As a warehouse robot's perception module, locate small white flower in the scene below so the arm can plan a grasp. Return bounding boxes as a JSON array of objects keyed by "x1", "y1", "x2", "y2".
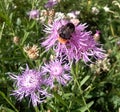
[
  {"x1": 103, "y1": 5, "x2": 110, "y2": 12},
  {"x1": 91, "y1": 7, "x2": 99, "y2": 15},
  {"x1": 67, "y1": 11, "x2": 80, "y2": 19},
  {"x1": 54, "y1": 12, "x2": 65, "y2": 21},
  {"x1": 67, "y1": 13, "x2": 76, "y2": 19}
]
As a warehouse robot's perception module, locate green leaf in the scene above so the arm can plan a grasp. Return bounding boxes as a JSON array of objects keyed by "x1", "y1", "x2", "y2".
[
  {"x1": 21, "y1": 31, "x2": 29, "y2": 45},
  {"x1": 77, "y1": 101, "x2": 94, "y2": 112},
  {"x1": 80, "y1": 76, "x2": 90, "y2": 87},
  {"x1": 0, "y1": 22, "x2": 5, "y2": 40},
  {"x1": 0, "y1": 91, "x2": 18, "y2": 112},
  {"x1": 29, "y1": 21, "x2": 36, "y2": 29},
  {"x1": 0, "y1": 106, "x2": 15, "y2": 112},
  {"x1": 16, "y1": 18, "x2": 21, "y2": 26},
  {"x1": 47, "y1": 104, "x2": 56, "y2": 112},
  {"x1": 53, "y1": 92, "x2": 68, "y2": 108}
]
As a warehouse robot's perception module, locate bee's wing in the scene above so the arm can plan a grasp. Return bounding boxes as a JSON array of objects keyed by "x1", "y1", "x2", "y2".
[{"x1": 58, "y1": 25, "x2": 65, "y2": 33}]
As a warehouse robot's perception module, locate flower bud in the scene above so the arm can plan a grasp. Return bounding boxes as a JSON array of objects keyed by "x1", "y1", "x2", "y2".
[
  {"x1": 91, "y1": 7, "x2": 99, "y2": 15},
  {"x1": 13, "y1": 36, "x2": 20, "y2": 45},
  {"x1": 93, "y1": 30, "x2": 100, "y2": 41},
  {"x1": 23, "y1": 44, "x2": 39, "y2": 60}
]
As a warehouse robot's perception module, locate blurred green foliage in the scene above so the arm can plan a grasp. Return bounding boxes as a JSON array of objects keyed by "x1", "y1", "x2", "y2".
[{"x1": 0, "y1": 0, "x2": 120, "y2": 112}]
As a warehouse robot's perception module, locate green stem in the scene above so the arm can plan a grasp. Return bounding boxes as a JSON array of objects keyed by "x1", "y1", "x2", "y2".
[
  {"x1": 0, "y1": 22, "x2": 5, "y2": 40},
  {"x1": 110, "y1": 24, "x2": 115, "y2": 37},
  {"x1": 75, "y1": 78, "x2": 91, "y2": 112},
  {"x1": 34, "y1": 106, "x2": 39, "y2": 112},
  {"x1": 72, "y1": 62, "x2": 90, "y2": 112},
  {"x1": 0, "y1": 91, "x2": 19, "y2": 112},
  {"x1": 87, "y1": 0, "x2": 92, "y2": 13}
]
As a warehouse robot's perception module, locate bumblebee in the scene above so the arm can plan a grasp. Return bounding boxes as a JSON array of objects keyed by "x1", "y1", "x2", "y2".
[{"x1": 57, "y1": 22, "x2": 75, "y2": 44}]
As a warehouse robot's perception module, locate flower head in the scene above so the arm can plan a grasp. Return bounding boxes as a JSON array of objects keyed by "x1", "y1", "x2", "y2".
[
  {"x1": 10, "y1": 65, "x2": 48, "y2": 106},
  {"x1": 42, "y1": 58, "x2": 71, "y2": 88},
  {"x1": 67, "y1": 11, "x2": 80, "y2": 19},
  {"x1": 54, "y1": 12, "x2": 65, "y2": 21},
  {"x1": 117, "y1": 40, "x2": 120, "y2": 45},
  {"x1": 28, "y1": 10, "x2": 39, "y2": 20},
  {"x1": 103, "y1": 5, "x2": 110, "y2": 12},
  {"x1": 93, "y1": 30, "x2": 101, "y2": 41},
  {"x1": 91, "y1": 7, "x2": 99, "y2": 15},
  {"x1": 90, "y1": 54, "x2": 110, "y2": 74},
  {"x1": 23, "y1": 44, "x2": 39, "y2": 60},
  {"x1": 13, "y1": 36, "x2": 20, "y2": 45},
  {"x1": 42, "y1": 19, "x2": 105, "y2": 63},
  {"x1": 45, "y1": 0, "x2": 58, "y2": 8}
]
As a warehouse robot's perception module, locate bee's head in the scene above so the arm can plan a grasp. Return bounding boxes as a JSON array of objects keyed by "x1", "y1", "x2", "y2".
[{"x1": 66, "y1": 23, "x2": 75, "y2": 32}]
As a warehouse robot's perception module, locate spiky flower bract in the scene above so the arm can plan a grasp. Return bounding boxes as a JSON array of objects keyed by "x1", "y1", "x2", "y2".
[
  {"x1": 42, "y1": 58, "x2": 71, "y2": 88},
  {"x1": 10, "y1": 65, "x2": 48, "y2": 106},
  {"x1": 42, "y1": 19, "x2": 105, "y2": 63}
]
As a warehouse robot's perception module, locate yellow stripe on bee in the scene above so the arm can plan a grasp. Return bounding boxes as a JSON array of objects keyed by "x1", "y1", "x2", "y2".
[{"x1": 57, "y1": 37, "x2": 68, "y2": 44}]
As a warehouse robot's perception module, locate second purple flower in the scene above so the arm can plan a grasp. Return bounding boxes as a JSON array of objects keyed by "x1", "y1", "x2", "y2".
[{"x1": 42, "y1": 58, "x2": 71, "y2": 88}]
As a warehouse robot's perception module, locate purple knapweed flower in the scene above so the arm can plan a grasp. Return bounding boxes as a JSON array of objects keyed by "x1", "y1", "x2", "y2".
[
  {"x1": 45, "y1": 0, "x2": 58, "y2": 8},
  {"x1": 42, "y1": 58, "x2": 71, "y2": 88},
  {"x1": 42, "y1": 19, "x2": 105, "y2": 63},
  {"x1": 28, "y1": 10, "x2": 39, "y2": 20},
  {"x1": 10, "y1": 65, "x2": 48, "y2": 106}
]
